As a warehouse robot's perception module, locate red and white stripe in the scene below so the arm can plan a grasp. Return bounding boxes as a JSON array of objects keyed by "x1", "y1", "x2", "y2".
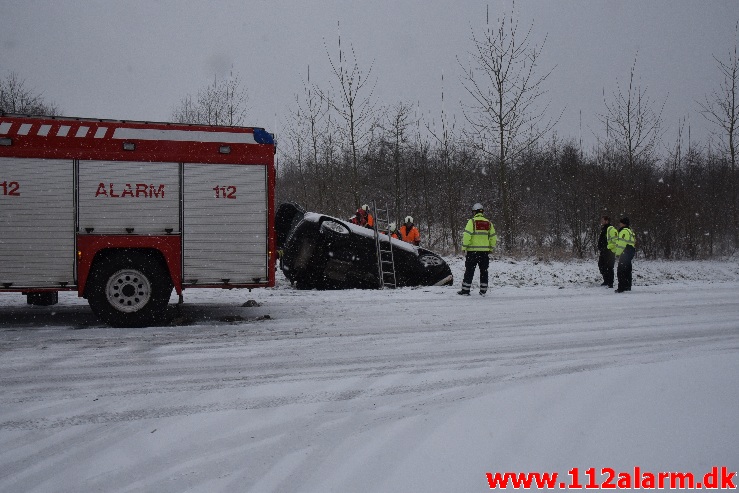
[{"x1": 0, "y1": 119, "x2": 256, "y2": 144}]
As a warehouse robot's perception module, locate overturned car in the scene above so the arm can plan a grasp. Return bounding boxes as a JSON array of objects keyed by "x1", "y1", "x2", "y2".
[{"x1": 276, "y1": 203, "x2": 453, "y2": 289}]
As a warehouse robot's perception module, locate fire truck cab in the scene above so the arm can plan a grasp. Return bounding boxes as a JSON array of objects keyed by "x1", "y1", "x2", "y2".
[{"x1": 0, "y1": 113, "x2": 276, "y2": 327}]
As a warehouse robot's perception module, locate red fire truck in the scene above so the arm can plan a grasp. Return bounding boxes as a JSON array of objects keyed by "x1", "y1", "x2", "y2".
[{"x1": 0, "y1": 113, "x2": 276, "y2": 327}]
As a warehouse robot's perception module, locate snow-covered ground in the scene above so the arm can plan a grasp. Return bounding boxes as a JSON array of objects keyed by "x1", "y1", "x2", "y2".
[{"x1": 1, "y1": 258, "x2": 738, "y2": 492}]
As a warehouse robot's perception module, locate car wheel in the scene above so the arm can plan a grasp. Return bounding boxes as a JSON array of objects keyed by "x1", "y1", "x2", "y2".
[
  {"x1": 418, "y1": 253, "x2": 453, "y2": 286},
  {"x1": 87, "y1": 251, "x2": 173, "y2": 327},
  {"x1": 419, "y1": 254, "x2": 445, "y2": 268}
]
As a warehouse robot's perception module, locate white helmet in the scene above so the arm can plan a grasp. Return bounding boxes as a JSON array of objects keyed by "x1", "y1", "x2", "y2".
[
  {"x1": 388, "y1": 222, "x2": 397, "y2": 232},
  {"x1": 404, "y1": 216, "x2": 413, "y2": 223},
  {"x1": 472, "y1": 203, "x2": 484, "y2": 212},
  {"x1": 361, "y1": 204, "x2": 369, "y2": 211}
]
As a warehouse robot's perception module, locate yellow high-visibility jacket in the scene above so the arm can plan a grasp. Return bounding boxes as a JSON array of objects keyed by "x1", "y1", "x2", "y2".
[
  {"x1": 462, "y1": 213, "x2": 497, "y2": 252},
  {"x1": 606, "y1": 225, "x2": 619, "y2": 253},
  {"x1": 614, "y1": 227, "x2": 636, "y2": 256}
]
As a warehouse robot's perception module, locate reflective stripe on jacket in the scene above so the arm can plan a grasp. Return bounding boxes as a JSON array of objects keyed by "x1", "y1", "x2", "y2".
[
  {"x1": 614, "y1": 227, "x2": 636, "y2": 256},
  {"x1": 462, "y1": 213, "x2": 497, "y2": 252}
]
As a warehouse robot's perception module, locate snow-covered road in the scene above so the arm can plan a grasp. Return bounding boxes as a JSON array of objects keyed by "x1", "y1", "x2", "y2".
[{"x1": 1, "y1": 259, "x2": 738, "y2": 492}]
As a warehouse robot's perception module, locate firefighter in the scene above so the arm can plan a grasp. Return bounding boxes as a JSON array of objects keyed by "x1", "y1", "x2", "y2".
[
  {"x1": 388, "y1": 222, "x2": 400, "y2": 239},
  {"x1": 350, "y1": 207, "x2": 368, "y2": 227},
  {"x1": 398, "y1": 216, "x2": 421, "y2": 245},
  {"x1": 361, "y1": 204, "x2": 375, "y2": 229},
  {"x1": 458, "y1": 203, "x2": 497, "y2": 296},
  {"x1": 614, "y1": 216, "x2": 636, "y2": 293},
  {"x1": 597, "y1": 215, "x2": 618, "y2": 288}
]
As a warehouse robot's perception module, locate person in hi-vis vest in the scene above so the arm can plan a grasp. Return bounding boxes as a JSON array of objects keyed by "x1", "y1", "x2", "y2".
[
  {"x1": 458, "y1": 203, "x2": 497, "y2": 296},
  {"x1": 614, "y1": 217, "x2": 636, "y2": 293}
]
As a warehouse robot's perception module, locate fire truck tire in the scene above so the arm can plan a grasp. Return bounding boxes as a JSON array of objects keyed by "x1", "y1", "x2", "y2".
[{"x1": 87, "y1": 251, "x2": 173, "y2": 328}]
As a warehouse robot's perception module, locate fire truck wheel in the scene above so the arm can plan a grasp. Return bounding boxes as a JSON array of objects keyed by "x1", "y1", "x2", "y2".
[{"x1": 87, "y1": 252, "x2": 173, "y2": 328}]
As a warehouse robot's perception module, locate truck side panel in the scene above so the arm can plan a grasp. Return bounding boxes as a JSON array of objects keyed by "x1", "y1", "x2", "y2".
[
  {"x1": 0, "y1": 157, "x2": 75, "y2": 287},
  {"x1": 183, "y1": 164, "x2": 268, "y2": 285},
  {"x1": 78, "y1": 160, "x2": 180, "y2": 235}
]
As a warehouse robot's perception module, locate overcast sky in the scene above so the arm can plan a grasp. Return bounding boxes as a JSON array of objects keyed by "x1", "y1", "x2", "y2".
[{"x1": 2, "y1": 1, "x2": 738, "y2": 150}]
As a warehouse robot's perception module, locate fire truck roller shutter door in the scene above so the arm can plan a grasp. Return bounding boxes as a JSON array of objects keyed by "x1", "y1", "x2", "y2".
[
  {"x1": 78, "y1": 160, "x2": 180, "y2": 235},
  {"x1": 183, "y1": 164, "x2": 268, "y2": 285},
  {"x1": 0, "y1": 157, "x2": 75, "y2": 287}
]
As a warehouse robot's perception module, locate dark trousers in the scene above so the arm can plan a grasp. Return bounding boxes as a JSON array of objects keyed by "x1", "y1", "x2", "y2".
[
  {"x1": 617, "y1": 247, "x2": 635, "y2": 291},
  {"x1": 461, "y1": 252, "x2": 489, "y2": 293},
  {"x1": 598, "y1": 249, "x2": 615, "y2": 286}
]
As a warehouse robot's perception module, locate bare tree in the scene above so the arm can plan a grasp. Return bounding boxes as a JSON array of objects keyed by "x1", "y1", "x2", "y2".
[
  {"x1": 283, "y1": 109, "x2": 309, "y2": 205},
  {"x1": 303, "y1": 67, "x2": 331, "y2": 209},
  {"x1": 383, "y1": 102, "x2": 415, "y2": 221},
  {"x1": 700, "y1": 23, "x2": 739, "y2": 249},
  {"x1": 284, "y1": 66, "x2": 329, "y2": 208},
  {"x1": 0, "y1": 72, "x2": 59, "y2": 115},
  {"x1": 460, "y1": 3, "x2": 558, "y2": 249},
  {"x1": 319, "y1": 24, "x2": 379, "y2": 208},
  {"x1": 599, "y1": 54, "x2": 666, "y2": 175},
  {"x1": 172, "y1": 72, "x2": 249, "y2": 126},
  {"x1": 427, "y1": 73, "x2": 465, "y2": 253}
]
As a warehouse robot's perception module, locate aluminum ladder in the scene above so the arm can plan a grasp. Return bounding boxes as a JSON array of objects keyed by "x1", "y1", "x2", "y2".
[{"x1": 371, "y1": 200, "x2": 397, "y2": 289}]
